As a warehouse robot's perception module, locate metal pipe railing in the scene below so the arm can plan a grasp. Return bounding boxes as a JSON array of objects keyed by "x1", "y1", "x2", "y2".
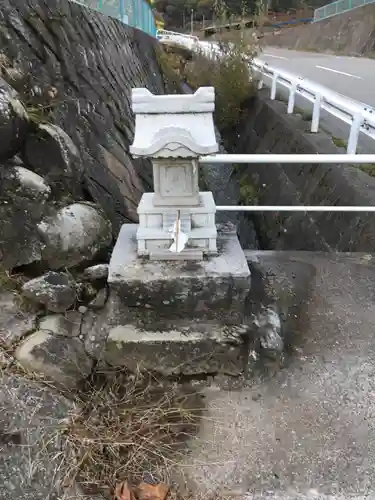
[
  {"x1": 199, "y1": 154, "x2": 375, "y2": 164},
  {"x1": 199, "y1": 153, "x2": 375, "y2": 212}
]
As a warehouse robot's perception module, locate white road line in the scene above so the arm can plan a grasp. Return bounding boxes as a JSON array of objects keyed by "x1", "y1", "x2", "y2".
[
  {"x1": 263, "y1": 53, "x2": 288, "y2": 60},
  {"x1": 316, "y1": 65, "x2": 362, "y2": 79}
]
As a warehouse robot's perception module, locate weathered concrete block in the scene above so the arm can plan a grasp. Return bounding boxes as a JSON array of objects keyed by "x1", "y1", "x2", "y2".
[
  {"x1": 108, "y1": 224, "x2": 251, "y2": 322},
  {"x1": 104, "y1": 321, "x2": 248, "y2": 376}
]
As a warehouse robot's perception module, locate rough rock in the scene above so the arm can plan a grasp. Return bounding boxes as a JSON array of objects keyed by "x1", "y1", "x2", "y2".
[
  {"x1": 104, "y1": 322, "x2": 248, "y2": 376},
  {"x1": 0, "y1": 349, "x2": 13, "y2": 367},
  {"x1": 82, "y1": 263, "x2": 109, "y2": 282},
  {"x1": 8, "y1": 155, "x2": 24, "y2": 166},
  {"x1": 0, "y1": 372, "x2": 73, "y2": 500},
  {"x1": 22, "y1": 272, "x2": 76, "y2": 312},
  {"x1": 23, "y1": 123, "x2": 84, "y2": 199},
  {"x1": 15, "y1": 330, "x2": 93, "y2": 387},
  {"x1": 0, "y1": 164, "x2": 50, "y2": 269},
  {"x1": 88, "y1": 287, "x2": 108, "y2": 309},
  {"x1": 37, "y1": 203, "x2": 112, "y2": 270},
  {"x1": 0, "y1": 77, "x2": 28, "y2": 161},
  {"x1": 13, "y1": 166, "x2": 51, "y2": 198},
  {"x1": 0, "y1": 291, "x2": 37, "y2": 346},
  {"x1": 255, "y1": 306, "x2": 284, "y2": 354},
  {"x1": 38, "y1": 311, "x2": 82, "y2": 338},
  {"x1": 76, "y1": 281, "x2": 98, "y2": 304}
]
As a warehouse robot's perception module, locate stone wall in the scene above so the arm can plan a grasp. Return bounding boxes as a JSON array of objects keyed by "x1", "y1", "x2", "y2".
[
  {"x1": 0, "y1": 0, "x2": 176, "y2": 271},
  {"x1": 230, "y1": 91, "x2": 375, "y2": 252},
  {"x1": 263, "y1": 4, "x2": 375, "y2": 56}
]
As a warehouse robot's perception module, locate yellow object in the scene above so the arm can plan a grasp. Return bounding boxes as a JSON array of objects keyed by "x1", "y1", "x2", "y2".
[{"x1": 156, "y1": 18, "x2": 165, "y2": 29}]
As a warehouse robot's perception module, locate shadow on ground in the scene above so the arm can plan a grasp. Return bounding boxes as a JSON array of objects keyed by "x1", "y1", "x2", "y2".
[{"x1": 175, "y1": 251, "x2": 374, "y2": 499}]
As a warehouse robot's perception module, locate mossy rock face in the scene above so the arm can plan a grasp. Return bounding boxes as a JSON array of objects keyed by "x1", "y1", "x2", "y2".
[
  {"x1": 22, "y1": 123, "x2": 85, "y2": 201},
  {"x1": 239, "y1": 174, "x2": 259, "y2": 205},
  {"x1": 37, "y1": 203, "x2": 112, "y2": 270},
  {"x1": 0, "y1": 77, "x2": 29, "y2": 161},
  {"x1": 0, "y1": 163, "x2": 48, "y2": 269}
]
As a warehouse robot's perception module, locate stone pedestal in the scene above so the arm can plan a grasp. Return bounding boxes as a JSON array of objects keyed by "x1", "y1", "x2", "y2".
[
  {"x1": 137, "y1": 192, "x2": 217, "y2": 259},
  {"x1": 109, "y1": 223, "x2": 250, "y2": 322},
  {"x1": 106, "y1": 223, "x2": 252, "y2": 376}
]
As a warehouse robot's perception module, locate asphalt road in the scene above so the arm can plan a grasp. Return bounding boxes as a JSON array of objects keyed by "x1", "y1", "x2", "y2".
[
  {"x1": 257, "y1": 47, "x2": 375, "y2": 152},
  {"x1": 260, "y1": 47, "x2": 375, "y2": 110},
  {"x1": 179, "y1": 251, "x2": 375, "y2": 499}
]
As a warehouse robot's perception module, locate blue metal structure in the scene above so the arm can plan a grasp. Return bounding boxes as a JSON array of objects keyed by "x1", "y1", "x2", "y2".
[
  {"x1": 313, "y1": 0, "x2": 375, "y2": 21},
  {"x1": 71, "y1": 0, "x2": 157, "y2": 36}
]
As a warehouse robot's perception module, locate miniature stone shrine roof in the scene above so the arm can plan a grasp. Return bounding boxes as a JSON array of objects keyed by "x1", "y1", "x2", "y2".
[{"x1": 130, "y1": 87, "x2": 218, "y2": 158}]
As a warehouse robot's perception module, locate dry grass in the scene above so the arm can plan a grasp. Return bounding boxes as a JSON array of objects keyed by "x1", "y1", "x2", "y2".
[
  {"x1": 0, "y1": 266, "x2": 42, "y2": 315},
  {"x1": 63, "y1": 368, "x2": 205, "y2": 498},
  {"x1": 0, "y1": 265, "x2": 21, "y2": 291}
]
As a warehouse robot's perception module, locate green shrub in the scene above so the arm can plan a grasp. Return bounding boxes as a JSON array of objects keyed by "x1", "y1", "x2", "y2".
[{"x1": 184, "y1": 31, "x2": 257, "y2": 130}]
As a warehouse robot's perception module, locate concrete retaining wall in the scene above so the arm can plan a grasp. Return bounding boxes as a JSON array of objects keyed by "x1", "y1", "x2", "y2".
[
  {"x1": 0, "y1": 0, "x2": 174, "y2": 237},
  {"x1": 263, "y1": 4, "x2": 375, "y2": 56},
  {"x1": 229, "y1": 91, "x2": 375, "y2": 252}
]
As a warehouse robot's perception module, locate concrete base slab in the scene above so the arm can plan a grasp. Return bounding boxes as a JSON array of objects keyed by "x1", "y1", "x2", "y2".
[
  {"x1": 174, "y1": 251, "x2": 375, "y2": 499},
  {"x1": 108, "y1": 223, "x2": 251, "y2": 321},
  {"x1": 104, "y1": 320, "x2": 249, "y2": 376}
]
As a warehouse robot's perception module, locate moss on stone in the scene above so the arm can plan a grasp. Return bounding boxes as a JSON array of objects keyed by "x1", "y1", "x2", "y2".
[
  {"x1": 239, "y1": 174, "x2": 259, "y2": 205},
  {"x1": 332, "y1": 136, "x2": 347, "y2": 149},
  {"x1": 0, "y1": 267, "x2": 18, "y2": 292},
  {"x1": 154, "y1": 46, "x2": 183, "y2": 94},
  {"x1": 358, "y1": 163, "x2": 375, "y2": 177}
]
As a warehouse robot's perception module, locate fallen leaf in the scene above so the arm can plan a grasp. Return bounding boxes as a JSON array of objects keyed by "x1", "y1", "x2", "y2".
[
  {"x1": 136, "y1": 482, "x2": 169, "y2": 500},
  {"x1": 115, "y1": 481, "x2": 135, "y2": 500}
]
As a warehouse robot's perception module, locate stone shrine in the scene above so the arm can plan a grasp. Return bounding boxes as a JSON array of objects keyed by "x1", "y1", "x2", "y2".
[
  {"x1": 130, "y1": 87, "x2": 218, "y2": 260},
  {"x1": 106, "y1": 86, "x2": 252, "y2": 377}
]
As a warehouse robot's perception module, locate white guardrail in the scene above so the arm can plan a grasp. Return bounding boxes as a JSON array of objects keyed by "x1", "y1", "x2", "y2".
[{"x1": 156, "y1": 30, "x2": 375, "y2": 155}]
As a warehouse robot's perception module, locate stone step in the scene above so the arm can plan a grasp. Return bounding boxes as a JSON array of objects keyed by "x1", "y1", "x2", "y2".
[{"x1": 103, "y1": 320, "x2": 250, "y2": 376}]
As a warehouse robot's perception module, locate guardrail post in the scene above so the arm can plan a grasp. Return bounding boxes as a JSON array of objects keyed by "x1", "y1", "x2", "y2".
[
  {"x1": 119, "y1": 0, "x2": 125, "y2": 22},
  {"x1": 270, "y1": 73, "x2": 279, "y2": 100},
  {"x1": 347, "y1": 113, "x2": 363, "y2": 154},
  {"x1": 311, "y1": 93, "x2": 322, "y2": 133},
  {"x1": 287, "y1": 82, "x2": 297, "y2": 114}
]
